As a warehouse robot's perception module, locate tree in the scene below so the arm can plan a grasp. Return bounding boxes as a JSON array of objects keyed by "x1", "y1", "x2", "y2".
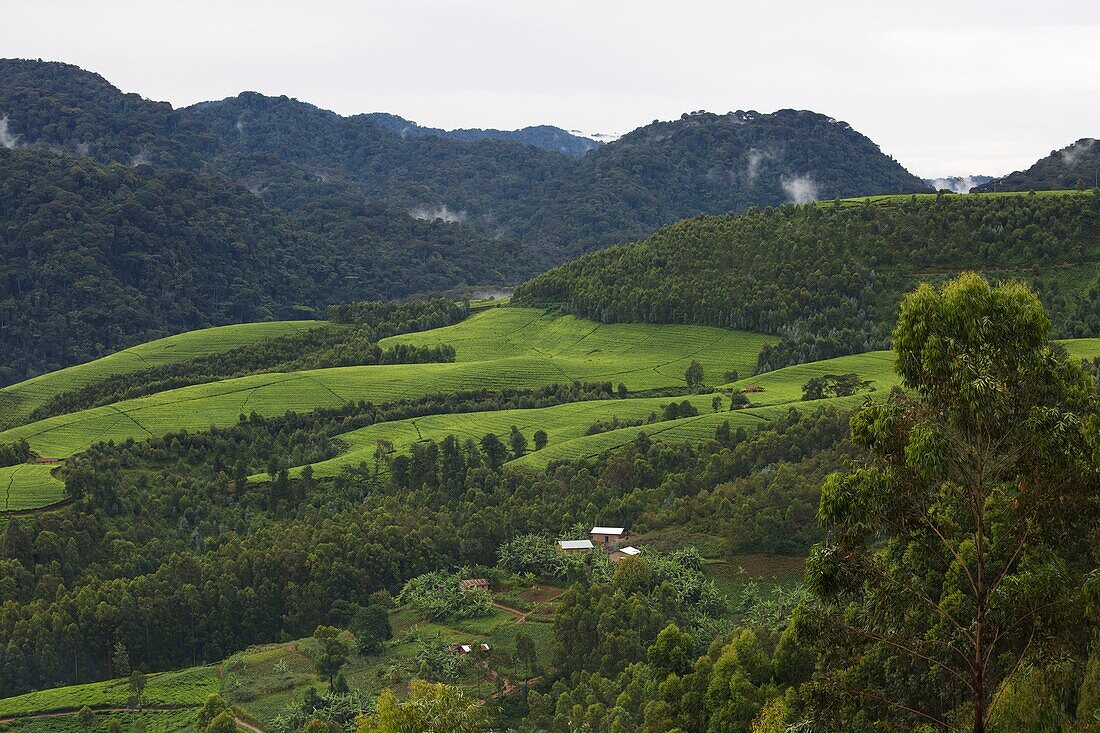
[
  {"x1": 729, "y1": 389, "x2": 750, "y2": 409},
  {"x1": 111, "y1": 641, "x2": 130, "y2": 678},
  {"x1": 533, "y1": 429, "x2": 548, "y2": 451},
  {"x1": 356, "y1": 680, "x2": 490, "y2": 733},
  {"x1": 302, "y1": 719, "x2": 331, "y2": 733},
  {"x1": 78, "y1": 707, "x2": 95, "y2": 733},
  {"x1": 724, "y1": 369, "x2": 741, "y2": 383},
  {"x1": 480, "y1": 433, "x2": 508, "y2": 470},
  {"x1": 515, "y1": 631, "x2": 537, "y2": 694},
  {"x1": 807, "y1": 274, "x2": 1100, "y2": 733},
  {"x1": 129, "y1": 669, "x2": 147, "y2": 708},
  {"x1": 508, "y1": 426, "x2": 528, "y2": 458},
  {"x1": 313, "y1": 626, "x2": 351, "y2": 691},
  {"x1": 712, "y1": 395, "x2": 724, "y2": 413},
  {"x1": 197, "y1": 695, "x2": 231, "y2": 730},
  {"x1": 685, "y1": 360, "x2": 704, "y2": 387},
  {"x1": 350, "y1": 603, "x2": 392, "y2": 655},
  {"x1": 107, "y1": 720, "x2": 123, "y2": 733},
  {"x1": 204, "y1": 710, "x2": 239, "y2": 733},
  {"x1": 617, "y1": 383, "x2": 628, "y2": 398}
]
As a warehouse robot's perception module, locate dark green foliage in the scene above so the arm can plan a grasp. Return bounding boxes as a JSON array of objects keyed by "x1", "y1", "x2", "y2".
[
  {"x1": 533, "y1": 430, "x2": 548, "y2": 451},
  {"x1": 508, "y1": 426, "x2": 528, "y2": 458},
  {"x1": 0, "y1": 148, "x2": 517, "y2": 385},
  {"x1": 516, "y1": 193, "x2": 1100, "y2": 370},
  {"x1": 0, "y1": 438, "x2": 31, "y2": 467},
  {"x1": 800, "y1": 372, "x2": 871, "y2": 401},
  {"x1": 974, "y1": 138, "x2": 1100, "y2": 192},
  {"x1": 685, "y1": 360, "x2": 705, "y2": 387},
  {"x1": 349, "y1": 603, "x2": 392, "y2": 655},
  {"x1": 312, "y1": 626, "x2": 350, "y2": 690},
  {"x1": 0, "y1": 403, "x2": 846, "y2": 697}
]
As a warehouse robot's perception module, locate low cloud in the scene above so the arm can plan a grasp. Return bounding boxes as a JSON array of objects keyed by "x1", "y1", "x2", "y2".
[
  {"x1": 129, "y1": 148, "x2": 151, "y2": 167},
  {"x1": 781, "y1": 175, "x2": 819, "y2": 204},
  {"x1": 0, "y1": 116, "x2": 21, "y2": 149},
  {"x1": 1061, "y1": 138, "x2": 1095, "y2": 165},
  {"x1": 744, "y1": 147, "x2": 776, "y2": 187},
  {"x1": 408, "y1": 204, "x2": 467, "y2": 224}
]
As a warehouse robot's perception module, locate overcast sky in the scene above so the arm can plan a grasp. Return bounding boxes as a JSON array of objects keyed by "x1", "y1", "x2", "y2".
[{"x1": 3, "y1": 1, "x2": 1097, "y2": 178}]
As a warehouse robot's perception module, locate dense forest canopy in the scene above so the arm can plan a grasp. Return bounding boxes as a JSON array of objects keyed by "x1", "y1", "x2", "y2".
[
  {"x1": 0, "y1": 61, "x2": 930, "y2": 261},
  {"x1": 515, "y1": 192, "x2": 1100, "y2": 370},
  {"x1": 0, "y1": 148, "x2": 525, "y2": 384},
  {"x1": 974, "y1": 137, "x2": 1100, "y2": 192}
]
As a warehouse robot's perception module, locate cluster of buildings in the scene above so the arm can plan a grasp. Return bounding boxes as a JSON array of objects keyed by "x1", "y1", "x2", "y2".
[{"x1": 557, "y1": 526, "x2": 640, "y2": 562}]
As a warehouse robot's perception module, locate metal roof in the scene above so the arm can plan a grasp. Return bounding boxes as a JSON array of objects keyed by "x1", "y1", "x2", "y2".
[
  {"x1": 620, "y1": 546, "x2": 641, "y2": 555},
  {"x1": 590, "y1": 526, "x2": 626, "y2": 535},
  {"x1": 558, "y1": 539, "x2": 595, "y2": 550}
]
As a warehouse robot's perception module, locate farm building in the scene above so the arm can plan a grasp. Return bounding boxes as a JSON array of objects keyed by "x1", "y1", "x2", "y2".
[
  {"x1": 459, "y1": 578, "x2": 490, "y2": 592},
  {"x1": 609, "y1": 546, "x2": 641, "y2": 562},
  {"x1": 590, "y1": 526, "x2": 627, "y2": 546},
  {"x1": 558, "y1": 539, "x2": 594, "y2": 553},
  {"x1": 452, "y1": 643, "x2": 491, "y2": 655}
]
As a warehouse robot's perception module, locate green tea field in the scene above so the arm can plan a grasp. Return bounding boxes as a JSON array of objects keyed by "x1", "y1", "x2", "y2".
[
  {"x1": 0, "y1": 320, "x2": 321, "y2": 431},
  {"x1": 0, "y1": 308, "x2": 773, "y2": 507}
]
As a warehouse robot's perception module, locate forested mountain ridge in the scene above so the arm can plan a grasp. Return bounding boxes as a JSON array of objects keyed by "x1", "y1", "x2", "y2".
[
  {"x1": 364, "y1": 112, "x2": 603, "y2": 156},
  {"x1": 973, "y1": 137, "x2": 1100, "y2": 192},
  {"x1": 1, "y1": 58, "x2": 931, "y2": 260},
  {"x1": 0, "y1": 147, "x2": 527, "y2": 384},
  {"x1": 186, "y1": 100, "x2": 932, "y2": 256},
  {"x1": 515, "y1": 191, "x2": 1100, "y2": 369}
]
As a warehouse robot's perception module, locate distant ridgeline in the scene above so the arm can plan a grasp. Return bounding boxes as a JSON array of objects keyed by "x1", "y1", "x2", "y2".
[
  {"x1": 515, "y1": 192, "x2": 1100, "y2": 370},
  {"x1": 974, "y1": 137, "x2": 1099, "y2": 192},
  {"x1": 0, "y1": 59, "x2": 936, "y2": 381}
]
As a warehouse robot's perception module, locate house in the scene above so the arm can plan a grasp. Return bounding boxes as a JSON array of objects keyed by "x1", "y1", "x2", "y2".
[
  {"x1": 589, "y1": 526, "x2": 627, "y2": 546},
  {"x1": 609, "y1": 546, "x2": 641, "y2": 563},
  {"x1": 558, "y1": 539, "x2": 595, "y2": 553},
  {"x1": 459, "y1": 578, "x2": 490, "y2": 592},
  {"x1": 451, "y1": 643, "x2": 491, "y2": 655}
]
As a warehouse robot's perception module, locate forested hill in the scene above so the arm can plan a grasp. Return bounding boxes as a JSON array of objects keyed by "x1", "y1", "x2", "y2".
[
  {"x1": 1, "y1": 59, "x2": 930, "y2": 261},
  {"x1": 0, "y1": 147, "x2": 527, "y2": 384},
  {"x1": 363, "y1": 112, "x2": 603, "y2": 156},
  {"x1": 515, "y1": 192, "x2": 1100, "y2": 370},
  {"x1": 186, "y1": 101, "x2": 931, "y2": 256},
  {"x1": 973, "y1": 137, "x2": 1099, "y2": 192}
]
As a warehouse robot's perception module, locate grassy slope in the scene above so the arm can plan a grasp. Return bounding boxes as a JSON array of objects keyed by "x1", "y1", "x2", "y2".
[
  {"x1": 0, "y1": 666, "x2": 218, "y2": 718},
  {"x1": 0, "y1": 321, "x2": 321, "y2": 431},
  {"x1": 0, "y1": 464, "x2": 66, "y2": 511},
  {"x1": 0, "y1": 308, "x2": 772, "y2": 461}
]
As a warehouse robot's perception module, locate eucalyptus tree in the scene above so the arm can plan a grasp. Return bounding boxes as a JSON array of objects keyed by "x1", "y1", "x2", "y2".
[{"x1": 807, "y1": 274, "x2": 1099, "y2": 732}]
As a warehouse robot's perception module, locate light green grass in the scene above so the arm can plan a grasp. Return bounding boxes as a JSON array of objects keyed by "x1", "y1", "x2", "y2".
[
  {"x1": 827, "y1": 189, "x2": 1090, "y2": 207},
  {"x1": 0, "y1": 464, "x2": 65, "y2": 512},
  {"x1": 0, "y1": 308, "x2": 772, "y2": 463},
  {"x1": 0, "y1": 710, "x2": 195, "y2": 733},
  {"x1": 0, "y1": 321, "x2": 321, "y2": 431},
  {"x1": 0, "y1": 666, "x2": 218, "y2": 718},
  {"x1": 266, "y1": 392, "x2": 745, "y2": 481}
]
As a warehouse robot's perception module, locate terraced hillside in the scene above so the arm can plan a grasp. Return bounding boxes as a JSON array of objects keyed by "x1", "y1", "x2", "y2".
[
  {"x1": 0, "y1": 320, "x2": 320, "y2": 431},
  {"x1": 0, "y1": 308, "x2": 773, "y2": 509}
]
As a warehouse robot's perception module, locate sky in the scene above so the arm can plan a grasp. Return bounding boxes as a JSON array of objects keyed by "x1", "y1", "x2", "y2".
[{"x1": 2, "y1": 1, "x2": 1098, "y2": 178}]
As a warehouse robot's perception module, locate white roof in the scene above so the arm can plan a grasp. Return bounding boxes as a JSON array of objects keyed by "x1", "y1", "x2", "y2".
[
  {"x1": 558, "y1": 539, "x2": 595, "y2": 550},
  {"x1": 590, "y1": 526, "x2": 626, "y2": 535},
  {"x1": 460, "y1": 645, "x2": 472, "y2": 653},
  {"x1": 620, "y1": 546, "x2": 641, "y2": 555}
]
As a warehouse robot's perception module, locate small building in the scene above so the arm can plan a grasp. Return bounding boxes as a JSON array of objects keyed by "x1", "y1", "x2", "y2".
[
  {"x1": 452, "y1": 643, "x2": 491, "y2": 655},
  {"x1": 590, "y1": 527, "x2": 627, "y2": 546},
  {"x1": 558, "y1": 539, "x2": 595, "y2": 553},
  {"x1": 609, "y1": 546, "x2": 641, "y2": 563},
  {"x1": 459, "y1": 578, "x2": 490, "y2": 592}
]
